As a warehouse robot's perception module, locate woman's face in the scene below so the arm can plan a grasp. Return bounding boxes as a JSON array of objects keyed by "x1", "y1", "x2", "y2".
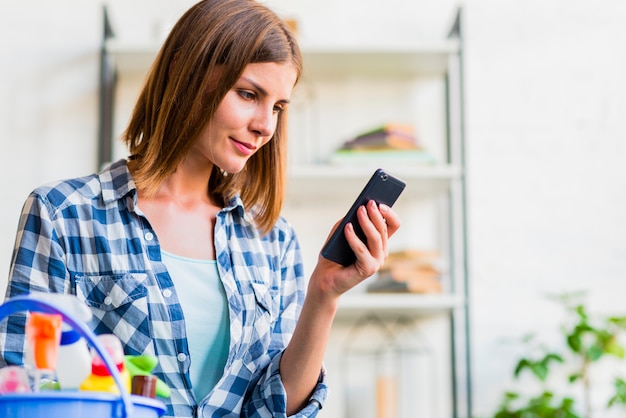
[{"x1": 192, "y1": 61, "x2": 298, "y2": 174}]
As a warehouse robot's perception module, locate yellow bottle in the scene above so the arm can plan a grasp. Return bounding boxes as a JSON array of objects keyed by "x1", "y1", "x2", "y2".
[{"x1": 80, "y1": 334, "x2": 131, "y2": 394}]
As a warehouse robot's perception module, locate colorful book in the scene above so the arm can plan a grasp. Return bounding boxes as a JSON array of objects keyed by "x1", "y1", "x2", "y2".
[
  {"x1": 341, "y1": 123, "x2": 420, "y2": 151},
  {"x1": 342, "y1": 131, "x2": 419, "y2": 150},
  {"x1": 355, "y1": 122, "x2": 416, "y2": 138}
]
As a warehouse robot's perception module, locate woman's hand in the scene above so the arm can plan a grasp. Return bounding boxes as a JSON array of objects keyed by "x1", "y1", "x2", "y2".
[
  {"x1": 280, "y1": 200, "x2": 400, "y2": 413},
  {"x1": 309, "y1": 200, "x2": 401, "y2": 301}
]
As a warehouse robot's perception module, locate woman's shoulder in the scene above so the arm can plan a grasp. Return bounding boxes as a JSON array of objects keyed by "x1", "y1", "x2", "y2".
[
  {"x1": 31, "y1": 173, "x2": 100, "y2": 204},
  {"x1": 263, "y1": 214, "x2": 299, "y2": 247},
  {"x1": 29, "y1": 159, "x2": 132, "y2": 209}
]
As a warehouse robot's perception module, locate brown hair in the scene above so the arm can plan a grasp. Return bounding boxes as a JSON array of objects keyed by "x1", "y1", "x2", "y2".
[{"x1": 123, "y1": 0, "x2": 302, "y2": 234}]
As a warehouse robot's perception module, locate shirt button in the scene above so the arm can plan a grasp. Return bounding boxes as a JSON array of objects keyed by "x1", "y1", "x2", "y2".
[
  {"x1": 177, "y1": 353, "x2": 187, "y2": 362},
  {"x1": 103, "y1": 296, "x2": 113, "y2": 306},
  {"x1": 163, "y1": 289, "x2": 172, "y2": 298},
  {"x1": 144, "y1": 232, "x2": 154, "y2": 241}
]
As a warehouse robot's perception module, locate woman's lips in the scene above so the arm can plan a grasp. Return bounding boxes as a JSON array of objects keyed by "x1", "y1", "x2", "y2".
[{"x1": 231, "y1": 138, "x2": 256, "y2": 156}]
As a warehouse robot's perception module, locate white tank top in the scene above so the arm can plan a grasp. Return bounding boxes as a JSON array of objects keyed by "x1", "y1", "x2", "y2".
[{"x1": 161, "y1": 250, "x2": 230, "y2": 401}]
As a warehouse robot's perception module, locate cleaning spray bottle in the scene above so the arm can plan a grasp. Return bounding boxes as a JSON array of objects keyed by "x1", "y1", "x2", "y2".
[
  {"x1": 25, "y1": 312, "x2": 62, "y2": 391},
  {"x1": 79, "y1": 334, "x2": 131, "y2": 394},
  {"x1": 40, "y1": 293, "x2": 94, "y2": 390}
]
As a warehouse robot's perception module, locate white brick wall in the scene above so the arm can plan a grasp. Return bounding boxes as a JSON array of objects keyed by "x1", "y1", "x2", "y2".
[{"x1": 466, "y1": 0, "x2": 626, "y2": 416}]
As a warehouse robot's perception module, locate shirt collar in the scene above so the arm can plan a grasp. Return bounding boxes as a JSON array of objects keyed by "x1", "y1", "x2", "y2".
[
  {"x1": 223, "y1": 195, "x2": 248, "y2": 222},
  {"x1": 98, "y1": 159, "x2": 138, "y2": 205},
  {"x1": 97, "y1": 159, "x2": 247, "y2": 218}
]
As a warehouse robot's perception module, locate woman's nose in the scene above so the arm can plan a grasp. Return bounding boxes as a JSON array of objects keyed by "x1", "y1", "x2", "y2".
[{"x1": 250, "y1": 106, "x2": 275, "y2": 138}]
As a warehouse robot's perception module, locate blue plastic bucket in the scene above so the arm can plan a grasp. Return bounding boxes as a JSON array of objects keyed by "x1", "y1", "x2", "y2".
[{"x1": 0, "y1": 294, "x2": 166, "y2": 418}]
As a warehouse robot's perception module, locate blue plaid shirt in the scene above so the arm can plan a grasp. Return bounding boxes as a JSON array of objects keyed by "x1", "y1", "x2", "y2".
[{"x1": 0, "y1": 159, "x2": 327, "y2": 417}]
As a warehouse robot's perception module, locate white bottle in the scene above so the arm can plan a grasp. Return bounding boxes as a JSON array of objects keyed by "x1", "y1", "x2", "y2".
[{"x1": 56, "y1": 327, "x2": 93, "y2": 389}]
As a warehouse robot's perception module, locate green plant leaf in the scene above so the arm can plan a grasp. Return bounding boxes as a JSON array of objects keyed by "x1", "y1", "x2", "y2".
[
  {"x1": 544, "y1": 353, "x2": 564, "y2": 363},
  {"x1": 575, "y1": 323, "x2": 594, "y2": 334},
  {"x1": 588, "y1": 345, "x2": 604, "y2": 361},
  {"x1": 504, "y1": 391, "x2": 520, "y2": 399},
  {"x1": 567, "y1": 334, "x2": 582, "y2": 352},
  {"x1": 514, "y1": 359, "x2": 530, "y2": 378},
  {"x1": 531, "y1": 362, "x2": 549, "y2": 381},
  {"x1": 575, "y1": 304, "x2": 588, "y2": 322},
  {"x1": 605, "y1": 341, "x2": 625, "y2": 358},
  {"x1": 488, "y1": 292, "x2": 626, "y2": 418},
  {"x1": 609, "y1": 316, "x2": 626, "y2": 329},
  {"x1": 608, "y1": 377, "x2": 626, "y2": 407},
  {"x1": 569, "y1": 372, "x2": 582, "y2": 383}
]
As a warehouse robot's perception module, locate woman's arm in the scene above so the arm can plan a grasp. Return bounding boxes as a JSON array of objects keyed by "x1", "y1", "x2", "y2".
[
  {"x1": 0, "y1": 191, "x2": 70, "y2": 367},
  {"x1": 280, "y1": 200, "x2": 401, "y2": 414}
]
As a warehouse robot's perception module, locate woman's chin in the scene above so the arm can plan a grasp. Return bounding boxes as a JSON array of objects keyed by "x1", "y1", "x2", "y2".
[{"x1": 219, "y1": 163, "x2": 246, "y2": 176}]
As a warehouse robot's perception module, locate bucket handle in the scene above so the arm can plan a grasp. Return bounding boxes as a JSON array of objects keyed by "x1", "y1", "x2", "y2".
[{"x1": 0, "y1": 294, "x2": 134, "y2": 418}]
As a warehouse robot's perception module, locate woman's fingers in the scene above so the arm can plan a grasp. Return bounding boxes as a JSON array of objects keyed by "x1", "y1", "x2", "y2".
[
  {"x1": 341, "y1": 201, "x2": 390, "y2": 276},
  {"x1": 378, "y1": 203, "x2": 401, "y2": 237}
]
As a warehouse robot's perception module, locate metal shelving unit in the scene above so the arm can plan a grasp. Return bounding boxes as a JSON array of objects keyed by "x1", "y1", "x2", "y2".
[{"x1": 98, "y1": 6, "x2": 470, "y2": 417}]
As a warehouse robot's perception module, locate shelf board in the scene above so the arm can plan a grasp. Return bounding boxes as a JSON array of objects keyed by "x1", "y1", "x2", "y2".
[
  {"x1": 335, "y1": 293, "x2": 463, "y2": 320},
  {"x1": 285, "y1": 164, "x2": 461, "y2": 201},
  {"x1": 300, "y1": 40, "x2": 460, "y2": 78},
  {"x1": 105, "y1": 39, "x2": 460, "y2": 76}
]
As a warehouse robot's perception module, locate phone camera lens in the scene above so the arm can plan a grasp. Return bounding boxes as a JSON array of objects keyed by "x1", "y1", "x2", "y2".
[{"x1": 381, "y1": 174, "x2": 388, "y2": 181}]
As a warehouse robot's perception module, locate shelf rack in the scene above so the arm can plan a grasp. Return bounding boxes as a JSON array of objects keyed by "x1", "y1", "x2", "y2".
[{"x1": 98, "y1": 6, "x2": 471, "y2": 417}]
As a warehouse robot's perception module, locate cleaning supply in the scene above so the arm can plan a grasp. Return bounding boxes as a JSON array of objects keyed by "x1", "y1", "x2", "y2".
[
  {"x1": 25, "y1": 312, "x2": 62, "y2": 371},
  {"x1": 80, "y1": 334, "x2": 131, "y2": 394},
  {"x1": 0, "y1": 366, "x2": 31, "y2": 394},
  {"x1": 44, "y1": 294, "x2": 94, "y2": 390},
  {"x1": 25, "y1": 312, "x2": 62, "y2": 391},
  {"x1": 124, "y1": 355, "x2": 171, "y2": 398},
  {"x1": 56, "y1": 327, "x2": 93, "y2": 389},
  {"x1": 132, "y1": 375, "x2": 157, "y2": 399}
]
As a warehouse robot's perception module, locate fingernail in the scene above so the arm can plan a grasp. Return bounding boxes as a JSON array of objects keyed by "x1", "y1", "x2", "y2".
[{"x1": 379, "y1": 204, "x2": 390, "y2": 212}]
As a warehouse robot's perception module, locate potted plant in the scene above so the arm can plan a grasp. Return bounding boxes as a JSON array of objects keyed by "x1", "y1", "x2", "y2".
[{"x1": 486, "y1": 292, "x2": 626, "y2": 418}]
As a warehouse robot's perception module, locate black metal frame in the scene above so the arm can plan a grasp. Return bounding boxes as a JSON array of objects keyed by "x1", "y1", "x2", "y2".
[
  {"x1": 98, "y1": 5, "x2": 116, "y2": 169},
  {"x1": 447, "y1": 7, "x2": 472, "y2": 418}
]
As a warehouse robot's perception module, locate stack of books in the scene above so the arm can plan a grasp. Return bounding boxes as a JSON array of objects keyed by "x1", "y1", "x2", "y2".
[
  {"x1": 327, "y1": 123, "x2": 436, "y2": 165},
  {"x1": 366, "y1": 249, "x2": 442, "y2": 294}
]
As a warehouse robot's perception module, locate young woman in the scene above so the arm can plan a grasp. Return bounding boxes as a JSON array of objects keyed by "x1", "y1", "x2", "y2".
[{"x1": 0, "y1": 0, "x2": 401, "y2": 417}]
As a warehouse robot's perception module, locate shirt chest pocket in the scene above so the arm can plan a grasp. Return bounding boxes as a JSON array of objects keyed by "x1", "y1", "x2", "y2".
[
  {"x1": 241, "y1": 280, "x2": 279, "y2": 373},
  {"x1": 73, "y1": 272, "x2": 154, "y2": 355}
]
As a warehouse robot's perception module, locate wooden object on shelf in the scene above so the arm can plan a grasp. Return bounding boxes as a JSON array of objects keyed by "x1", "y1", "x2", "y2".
[
  {"x1": 367, "y1": 249, "x2": 442, "y2": 294},
  {"x1": 376, "y1": 375, "x2": 397, "y2": 418},
  {"x1": 367, "y1": 275, "x2": 441, "y2": 294}
]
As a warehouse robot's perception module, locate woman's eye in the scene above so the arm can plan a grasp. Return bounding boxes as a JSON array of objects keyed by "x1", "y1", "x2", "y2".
[
  {"x1": 273, "y1": 104, "x2": 285, "y2": 114},
  {"x1": 238, "y1": 90, "x2": 255, "y2": 100}
]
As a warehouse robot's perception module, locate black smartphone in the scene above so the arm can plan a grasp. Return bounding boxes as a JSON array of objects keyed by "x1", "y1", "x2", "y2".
[{"x1": 320, "y1": 168, "x2": 406, "y2": 266}]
